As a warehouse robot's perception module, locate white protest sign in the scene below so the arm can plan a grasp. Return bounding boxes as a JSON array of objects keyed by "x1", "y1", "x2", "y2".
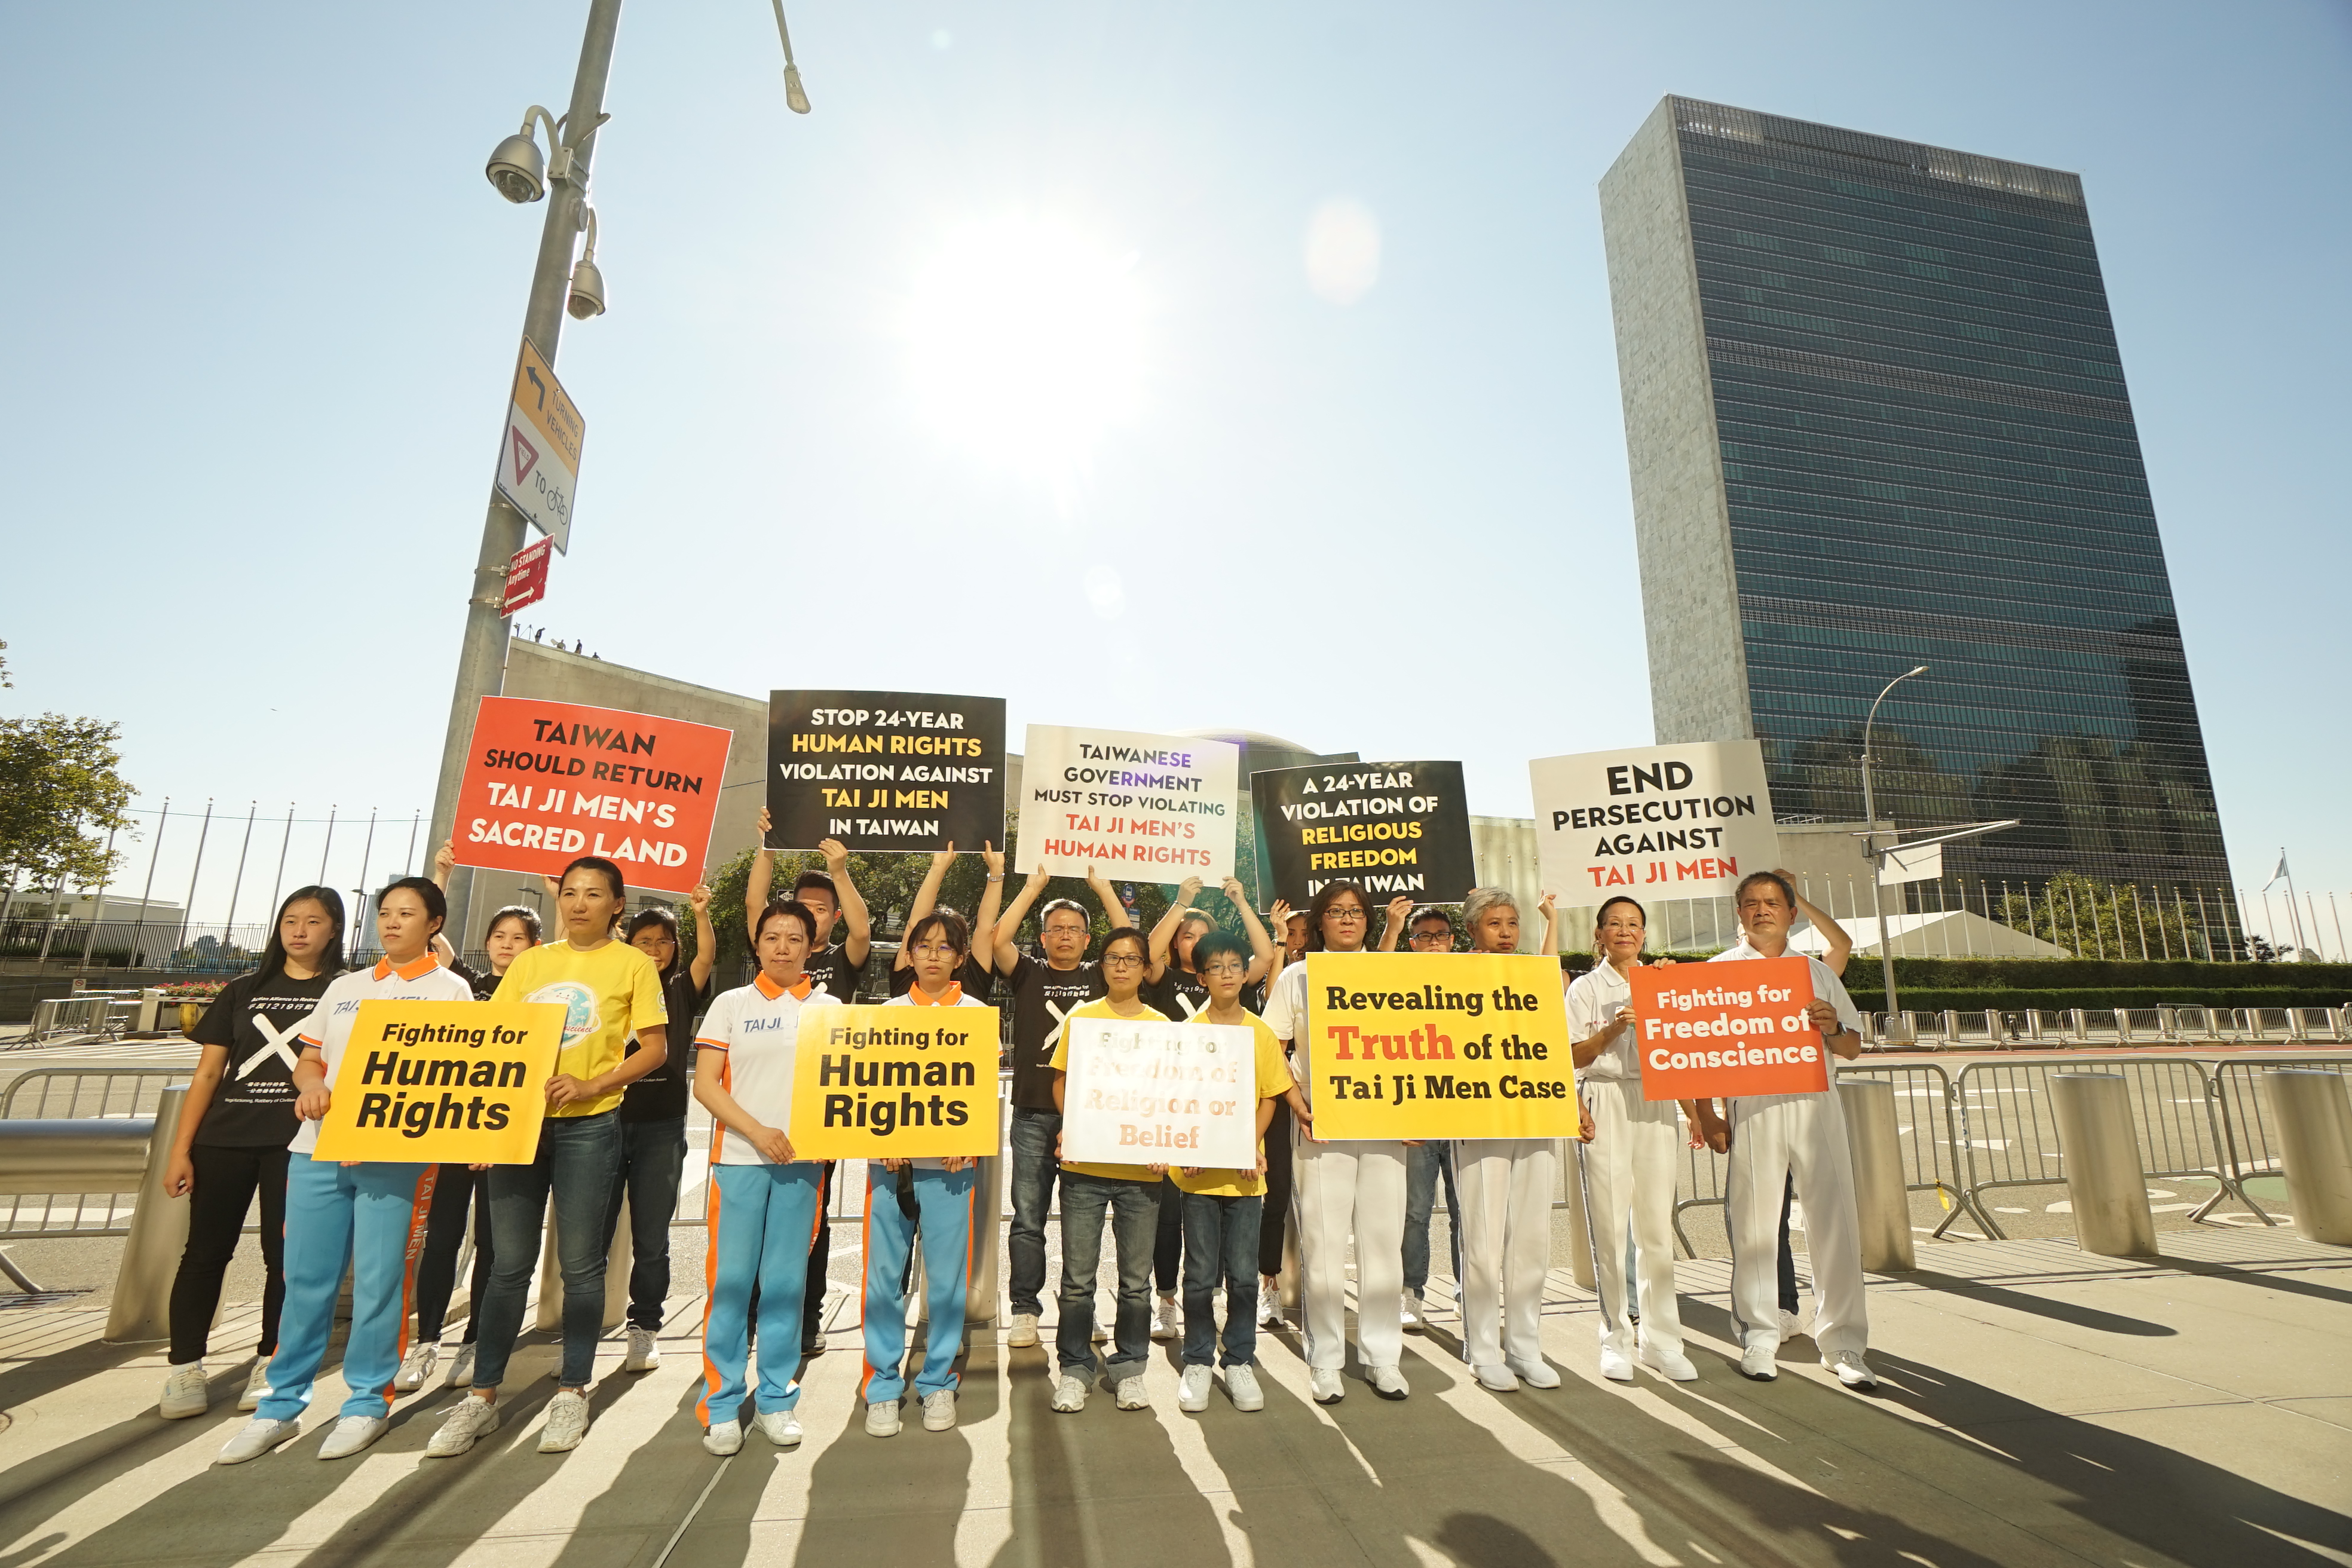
[
  {"x1": 1059, "y1": 1015, "x2": 1258, "y2": 1168},
  {"x1": 1529, "y1": 740, "x2": 1780, "y2": 901},
  {"x1": 1013, "y1": 725, "x2": 1239, "y2": 882}
]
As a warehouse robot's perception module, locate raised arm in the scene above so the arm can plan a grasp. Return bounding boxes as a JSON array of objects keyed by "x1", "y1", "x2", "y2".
[
  {"x1": 1781, "y1": 868, "x2": 1853, "y2": 977},
  {"x1": 1226, "y1": 875, "x2": 1276, "y2": 982},
  {"x1": 1147, "y1": 876, "x2": 1204, "y2": 983},
  {"x1": 822, "y1": 838, "x2": 871, "y2": 967},
  {"x1": 1537, "y1": 891, "x2": 1558, "y2": 959},
  {"x1": 895, "y1": 844, "x2": 958, "y2": 973},
  {"x1": 973, "y1": 843, "x2": 1006, "y2": 966},
  {"x1": 1086, "y1": 867, "x2": 1133, "y2": 930},
  {"x1": 994, "y1": 866, "x2": 1051, "y2": 973},
  {"x1": 1376, "y1": 895, "x2": 1413, "y2": 953},
  {"x1": 687, "y1": 882, "x2": 718, "y2": 990},
  {"x1": 745, "y1": 807, "x2": 776, "y2": 942}
]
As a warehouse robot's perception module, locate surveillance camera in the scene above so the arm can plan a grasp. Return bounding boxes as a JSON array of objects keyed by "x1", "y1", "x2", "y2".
[
  {"x1": 485, "y1": 132, "x2": 547, "y2": 203},
  {"x1": 566, "y1": 258, "x2": 606, "y2": 319}
]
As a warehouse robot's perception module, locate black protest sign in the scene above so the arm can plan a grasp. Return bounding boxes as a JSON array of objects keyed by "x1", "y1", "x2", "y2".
[
  {"x1": 1249, "y1": 760, "x2": 1476, "y2": 906},
  {"x1": 766, "y1": 691, "x2": 1008, "y2": 852}
]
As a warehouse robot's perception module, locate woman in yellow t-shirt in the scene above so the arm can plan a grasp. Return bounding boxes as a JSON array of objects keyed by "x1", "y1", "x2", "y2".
[{"x1": 425, "y1": 855, "x2": 669, "y2": 1462}]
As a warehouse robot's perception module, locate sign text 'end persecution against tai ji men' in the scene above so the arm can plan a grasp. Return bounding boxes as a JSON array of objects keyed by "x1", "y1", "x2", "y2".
[
  {"x1": 766, "y1": 691, "x2": 1007, "y2": 853},
  {"x1": 1629, "y1": 956, "x2": 1829, "y2": 1101},
  {"x1": 1250, "y1": 761, "x2": 1477, "y2": 906},
  {"x1": 1527, "y1": 740, "x2": 1780, "y2": 902},
  {"x1": 1014, "y1": 725, "x2": 1240, "y2": 882},
  {"x1": 312, "y1": 1001, "x2": 566, "y2": 1164},
  {"x1": 1059, "y1": 1016, "x2": 1260, "y2": 1168},
  {"x1": 786, "y1": 1004, "x2": 1000, "y2": 1160},
  {"x1": 1303, "y1": 953, "x2": 1578, "y2": 1141}
]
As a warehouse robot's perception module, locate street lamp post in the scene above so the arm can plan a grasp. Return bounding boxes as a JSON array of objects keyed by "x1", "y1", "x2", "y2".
[{"x1": 1860, "y1": 664, "x2": 1928, "y2": 1037}]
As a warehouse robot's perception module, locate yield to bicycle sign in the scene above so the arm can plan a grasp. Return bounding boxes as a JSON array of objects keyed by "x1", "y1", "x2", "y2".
[{"x1": 494, "y1": 338, "x2": 585, "y2": 553}]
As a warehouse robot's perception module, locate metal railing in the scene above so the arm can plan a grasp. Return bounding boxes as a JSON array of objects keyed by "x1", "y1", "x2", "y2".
[
  {"x1": 1, "y1": 1067, "x2": 191, "y2": 1239},
  {"x1": 2206, "y1": 1055, "x2": 2352, "y2": 1224}
]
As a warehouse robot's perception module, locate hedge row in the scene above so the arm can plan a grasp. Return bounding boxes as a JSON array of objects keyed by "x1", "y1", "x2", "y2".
[
  {"x1": 1559, "y1": 953, "x2": 2351, "y2": 994},
  {"x1": 1842, "y1": 988, "x2": 2348, "y2": 1013}
]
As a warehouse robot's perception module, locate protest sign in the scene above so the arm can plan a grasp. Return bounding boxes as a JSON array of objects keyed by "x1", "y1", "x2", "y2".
[
  {"x1": 1529, "y1": 741, "x2": 1780, "y2": 901},
  {"x1": 1250, "y1": 761, "x2": 1475, "y2": 906},
  {"x1": 786, "y1": 1004, "x2": 1000, "y2": 1159},
  {"x1": 311, "y1": 1000, "x2": 565, "y2": 1163},
  {"x1": 454, "y1": 696, "x2": 733, "y2": 895},
  {"x1": 1058, "y1": 1016, "x2": 1259, "y2": 1168},
  {"x1": 1013, "y1": 725, "x2": 1239, "y2": 882},
  {"x1": 767, "y1": 691, "x2": 1007, "y2": 853},
  {"x1": 1302, "y1": 953, "x2": 1576, "y2": 1141},
  {"x1": 1630, "y1": 956, "x2": 1827, "y2": 1101}
]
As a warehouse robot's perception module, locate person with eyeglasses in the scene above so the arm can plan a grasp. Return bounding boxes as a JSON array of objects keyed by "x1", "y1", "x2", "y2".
[
  {"x1": 1254, "y1": 898, "x2": 1300, "y2": 1329},
  {"x1": 1385, "y1": 904, "x2": 1463, "y2": 1334},
  {"x1": 1260, "y1": 880, "x2": 1413, "y2": 1402}
]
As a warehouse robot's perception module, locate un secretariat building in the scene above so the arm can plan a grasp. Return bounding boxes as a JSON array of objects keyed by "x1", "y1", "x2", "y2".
[{"x1": 1599, "y1": 96, "x2": 2232, "y2": 912}]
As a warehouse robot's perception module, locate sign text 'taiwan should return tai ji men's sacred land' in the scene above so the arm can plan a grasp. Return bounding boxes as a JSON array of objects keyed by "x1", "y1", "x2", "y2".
[{"x1": 766, "y1": 691, "x2": 1008, "y2": 853}]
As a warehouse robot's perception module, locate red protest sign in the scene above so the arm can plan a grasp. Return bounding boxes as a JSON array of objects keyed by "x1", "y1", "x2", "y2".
[
  {"x1": 454, "y1": 696, "x2": 732, "y2": 895},
  {"x1": 1630, "y1": 956, "x2": 1829, "y2": 1101},
  {"x1": 502, "y1": 538, "x2": 552, "y2": 617}
]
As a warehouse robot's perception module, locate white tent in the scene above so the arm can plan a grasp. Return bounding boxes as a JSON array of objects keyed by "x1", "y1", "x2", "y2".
[{"x1": 1788, "y1": 908, "x2": 2069, "y2": 960}]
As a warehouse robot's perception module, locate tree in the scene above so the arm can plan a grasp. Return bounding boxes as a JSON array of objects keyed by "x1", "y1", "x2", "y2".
[
  {"x1": 1995, "y1": 871, "x2": 2208, "y2": 961},
  {"x1": 0, "y1": 710, "x2": 136, "y2": 894}
]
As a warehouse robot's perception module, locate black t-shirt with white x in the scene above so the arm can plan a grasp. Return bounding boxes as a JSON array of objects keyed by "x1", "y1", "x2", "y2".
[
  {"x1": 1145, "y1": 967, "x2": 1266, "y2": 1024},
  {"x1": 1004, "y1": 953, "x2": 1107, "y2": 1110},
  {"x1": 186, "y1": 967, "x2": 339, "y2": 1147}
]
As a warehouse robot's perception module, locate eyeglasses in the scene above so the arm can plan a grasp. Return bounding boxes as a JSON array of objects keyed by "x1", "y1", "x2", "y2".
[
  {"x1": 1102, "y1": 953, "x2": 1145, "y2": 967},
  {"x1": 1042, "y1": 923, "x2": 1089, "y2": 937},
  {"x1": 1325, "y1": 908, "x2": 1367, "y2": 921},
  {"x1": 1202, "y1": 960, "x2": 1248, "y2": 976}
]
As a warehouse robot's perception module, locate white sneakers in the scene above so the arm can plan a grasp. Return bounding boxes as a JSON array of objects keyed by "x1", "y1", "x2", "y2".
[
  {"x1": 1256, "y1": 1291, "x2": 1281, "y2": 1329},
  {"x1": 1639, "y1": 1342, "x2": 1699, "y2": 1382},
  {"x1": 922, "y1": 1391, "x2": 957, "y2": 1431},
  {"x1": 1150, "y1": 1294, "x2": 1177, "y2": 1341},
  {"x1": 393, "y1": 1342, "x2": 438, "y2": 1393},
  {"x1": 1400, "y1": 1292, "x2": 1424, "y2": 1333},
  {"x1": 866, "y1": 1399, "x2": 902, "y2": 1437},
  {"x1": 446, "y1": 1345, "x2": 477, "y2": 1389},
  {"x1": 1051, "y1": 1373, "x2": 1090, "y2": 1413},
  {"x1": 1006, "y1": 1313, "x2": 1040, "y2": 1349},
  {"x1": 703, "y1": 1419, "x2": 745, "y2": 1456},
  {"x1": 1824, "y1": 1349, "x2": 1878, "y2": 1390},
  {"x1": 1598, "y1": 1344, "x2": 1636, "y2": 1383},
  {"x1": 1310, "y1": 1368, "x2": 1345, "y2": 1404},
  {"x1": 1506, "y1": 1356, "x2": 1561, "y2": 1390},
  {"x1": 1367, "y1": 1365, "x2": 1410, "y2": 1401},
  {"x1": 1179, "y1": 1365, "x2": 1212, "y2": 1413},
  {"x1": 1114, "y1": 1374, "x2": 1151, "y2": 1411},
  {"x1": 1224, "y1": 1364, "x2": 1264, "y2": 1413},
  {"x1": 1740, "y1": 1342, "x2": 1780, "y2": 1380},
  {"x1": 538, "y1": 1389, "x2": 590, "y2": 1452},
  {"x1": 1474, "y1": 1364, "x2": 1520, "y2": 1393},
  {"x1": 1778, "y1": 1309, "x2": 1806, "y2": 1341},
  {"x1": 215, "y1": 1416, "x2": 301, "y2": 1465},
  {"x1": 623, "y1": 1327, "x2": 660, "y2": 1373},
  {"x1": 240, "y1": 1362, "x2": 272, "y2": 1411},
  {"x1": 159, "y1": 1361, "x2": 209, "y2": 1419},
  {"x1": 756, "y1": 1409, "x2": 804, "y2": 1446},
  {"x1": 425, "y1": 1395, "x2": 501, "y2": 1457},
  {"x1": 318, "y1": 1415, "x2": 388, "y2": 1460}
]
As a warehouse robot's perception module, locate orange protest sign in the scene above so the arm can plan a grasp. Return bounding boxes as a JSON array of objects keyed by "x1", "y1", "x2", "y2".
[
  {"x1": 1630, "y1": 956, "x2": 1829, "y2": 1101},
  {"x1": 454, "y1": 696, "x2": 733, "y2": 895}
]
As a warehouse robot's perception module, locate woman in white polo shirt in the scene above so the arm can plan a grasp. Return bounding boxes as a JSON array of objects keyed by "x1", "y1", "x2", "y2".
[
  {"x1": 213, "y1": 877, "x2": 473, "y2": 1466},
  {"x1": 693, "y1": 898, "x2": 831, "y2": 1455}
]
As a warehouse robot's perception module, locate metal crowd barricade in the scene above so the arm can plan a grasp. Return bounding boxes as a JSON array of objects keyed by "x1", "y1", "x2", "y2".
[
  {"x1": 2204, "y1": 1052, "x2": 2352, "y2": 1224},
  {"x1": 26, "y1": 991, "x2": 140, "y2": 1043},
  {"x1": 0, "y1": 1067, "x2": 191, "y2": 1241}
]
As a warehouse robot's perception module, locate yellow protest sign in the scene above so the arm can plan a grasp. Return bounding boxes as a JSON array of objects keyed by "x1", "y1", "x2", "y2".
[
  {"x1": 1304, "y1": 953, "x2": 1576, "y2": 1140},
  {"x1": 786, "y1": 1004, "x2": 1000, "y2": 1160},
  {"x1": 311, "y1": 1000, "x2": 565, "y2": 1163}
]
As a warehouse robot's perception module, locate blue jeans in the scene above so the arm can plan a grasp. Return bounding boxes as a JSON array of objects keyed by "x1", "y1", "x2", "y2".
[
  {"x1": 1404, "y1": 1139, "x2": 1460, "y2": 1294},
  {"x1": 475, "y1": 1110, "x2": 622, "y2": 1390},
  {"x1": 860, "y1": 1163, "x2": 977, "y2": 1403},
  {"x1": 602, "y1": 1116, "x2": 687, "y2": 1330},
  {"x1": 1180, "y1": 1191, "x2": 1263, "y2": 1368},
  {"x1": 700, "y1": 1161, "x2": 820, "y2": 1428},
  {"x1": 1006, "y1": 1107, "x2": 1061, "y2": 1317},
  {"x1": 1056, "y1": 1169, "x2": 1158, "y2": 1379},
  {"x1": 261, "y1": 1155, "x2": 434, "y2": 1423}
]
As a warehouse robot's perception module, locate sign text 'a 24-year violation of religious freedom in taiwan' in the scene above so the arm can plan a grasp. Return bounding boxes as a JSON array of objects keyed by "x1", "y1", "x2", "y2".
[
  {"x1": 1630, "y1": 956, "x2": 1829, "y2": 1101},
  {"x1": 765, "y1": 691, "x2": 1008, "y2": 853},
  {"x1": 311, "y1": 1001, "x2": 565, "y2": 1164},
  {"x1": 1528, "y1": 740, "x2": 1780, "y2": 902},
  {"x1": 1250, "y1": 761, "x2": 1477, "y2": 906},
  {"x1": 786, "y1": 1004, "x2": 1000, "y2": 1160},
  {"x1": 1015, "y1": 725, "x2": 1240, "y2": 883},
  {"x1": 1058, "y1": 1016, "x2": 1260, "y2": 1168},
  {"x1": 1303, "y1": 953, "x2": 1578, "y2": 1141},
  {"x1": 454, "y1": 696, "x2": 734, "y2": 896},
  {"x1": 494, "y1": 339, "x2": 584, "y2": 553}
]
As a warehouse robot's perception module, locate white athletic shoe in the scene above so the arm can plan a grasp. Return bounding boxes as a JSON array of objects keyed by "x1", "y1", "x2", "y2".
[
  {"x1": 239, "y1": 1361, "x2": 271, "y2": 1411},
  {"x1": 923, "y1": 1390, "x2": 957, "y2": 1431},
  {"x1": 1473, "y1": 1364, "x2": 1520, "y2": 1393},
  {"x1": 1114, "y1": 1374, "x2": 1151, "y2": 1411},
  {"x1": 1006, "y1": 1313, "x2": 1040, "y2": 1349},
  {"x1": 1778, "y1": 1308, "x2": 1806, "y2": 1342},
  {"x1": 1051, "y1": 1374, "x2": 1090, "y2": 1413},
  {"x1": 1256, "y1": 1291, "x2": 1281, "y2": 1329},
  {"x1": 1598, "y1": 1344, "x2": 1636, "y2": 1383},
  {"x1": 1740, "y1": 1343, "x2": 1779, "y2": 1381},
  {"x1": 1640, "y1": 1342, "x2": 1699, "y2": 1382},
  {"x1": 703, "y1": 1419, "x2": 743, "y2": 1455},
  {"x1": 1150, "y1": 1294, "x2": 1177, "y2": 1341},
  {"x1": 446, "y1": 1345, "x2": 477, "y2": 1388},
  {"x1": 318, "y1": 1415, "x2": 388, "y2": 1460},
  {"x1": 215, "y1": 1416, "x2": 301, "y2": 1465},
  {"x1": 1400, "y1": 1291, "x2": 1424, "y2": 1333},
  {"x1": 393, "y1": 1342, "x2": 438, "y2": 1392},
  {"x1": 1091, "y1": 1311, "x2": 1110, "y2": 1344},
  {"x1": 756, "y1": 1409, "x2": 804, "y2": 1447},
  {"x1": 623, "y1": 1327, "x2": 660, "y2": 1373},
  {"x1": 1224, "y1": 1363, "x2": 1264, "y2": 1412},
  {"x1": 1310, "y1": 1368, "x2": 1345, "y2": 1404},
  {"x1": 1824, "y1": 1349, "x2": 1878, "y2": 1390},
  {"x1": 1507, "y1": 1355, "x2": 1561, "y2": 1390},
  {"x1": 425, "y1": 1395, "x2": 501, "y2": 1456},
  {"x1": 538, "y1": 1389, "x2": 590, "y2": 1452},
  {"x1": 160, "y1": 1361, "x2": 209, "y2": 1419},
  {"x1": 1367, "y1": 1364, "x2": 1410, "y2": 1401},
  {"x1": 865, "y1": 1399, "x2": 902, "y2": 1437},
  {"x1": 1179, "y1": 1365, "x2": 1212, "y2": 1413}
]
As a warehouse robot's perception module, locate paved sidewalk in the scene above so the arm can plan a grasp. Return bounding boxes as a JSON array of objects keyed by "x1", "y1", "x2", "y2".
[{"x1": 2, "y1": 1226, "x2": 2347, "y2": 1567}]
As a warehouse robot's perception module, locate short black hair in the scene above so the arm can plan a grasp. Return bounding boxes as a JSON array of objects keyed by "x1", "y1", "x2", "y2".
[
  {"x1": 1735, "y1": 870, "x2": 1795, "y2": 910},
  {"x1": 376, "y1": 876, "x2": 447, "y2": 936},
  {"x1": 1409, "y1": 905, "x2": 1453, "y2": 929},
  {"x1": 1190, "y1": 929, "x2": 1252, "y2": 975},
  {"x1": 259, "y1": 886, "x2": 346, "y2": 982},
  {"x1": 1307, "y1": 881, "x2": 1371, "y2": 951},
  {"x1": 1037, "y1": 898, "x2": 1091, "y2": 930},
  {"x1": 793, "y1": 869, "x2": 838, "y2": 901},
  {"x1": 483, "y1": 905, "x2": 543, "y2": 946},
  {"x1": 905, "y1": 908, "x2": 972, "y2": 957},
  {"x1": 1097, "y1": 926, "x2": 1150, "y2": 964},
  {"x1": 626, "y1": 907, "x2": 682, "y2": 976},
  {"x1": 756, "y1": 899, "x2": 819, "y2": 944}
]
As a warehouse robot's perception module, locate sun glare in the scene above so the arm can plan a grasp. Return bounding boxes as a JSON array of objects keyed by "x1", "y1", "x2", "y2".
[{"x1": 905, "y1": 216, "x2": 1147, "y2": 484}]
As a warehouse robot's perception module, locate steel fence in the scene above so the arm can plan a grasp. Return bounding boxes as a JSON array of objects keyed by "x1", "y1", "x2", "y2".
[
  {"x1": 0, "y1": 1066, "x2": 190, "y2": 1239},
  {"x1": 2205, "y1": 1054, "x2": 2352, "y2": 1224}
]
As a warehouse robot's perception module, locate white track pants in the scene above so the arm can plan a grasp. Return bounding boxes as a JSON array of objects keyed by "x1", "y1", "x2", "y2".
[
  {"x1": 1451, "y1": 1138, "x2": 1555, "y2": 1370},
  {"x1": 1726, "y1": 1091, "x2": 1867, "y2": 1358},
  {"x1": 1581, "y1": 1080, "x2": 1684, "y2": 1358},
  {"x1": 1292, "y1": 1138, "x2": 1407, "y2": 1373}
]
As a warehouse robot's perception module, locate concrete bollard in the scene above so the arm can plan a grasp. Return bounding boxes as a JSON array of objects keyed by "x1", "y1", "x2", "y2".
[
  {"x1": 104, "y1": 1088, "x2": 190, "y2": 1343},
  {"x1": 2050, "y1": 1074, "x2": 2157, "y2": 1256},
  {"x1": 2261, "y1": 1070, "x2": 2352, "y2": 1246},
  {"x1": 967, "y1": 1143, "x2": 1003, "y2": 1328},
  {"x1": 1561, "y1": 1138, "x2": 1595, "y2": 1290},
  {"x1": 535, "y1": 1191, "x2": 632, "y2": 1332},
  {"x1": 1839, "y1": 1078, "x2": 1916, "y2": 1271}
]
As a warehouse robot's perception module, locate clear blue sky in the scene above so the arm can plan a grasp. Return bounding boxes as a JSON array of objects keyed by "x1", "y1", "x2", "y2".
[{"x1": 4, "y1": 1, "x2": 2347, "y2": 929}]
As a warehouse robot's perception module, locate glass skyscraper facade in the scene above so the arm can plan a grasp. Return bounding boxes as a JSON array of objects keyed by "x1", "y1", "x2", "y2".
[{"x1": 1600, "y1": 97, "x2": 2231, "y2": 929}]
